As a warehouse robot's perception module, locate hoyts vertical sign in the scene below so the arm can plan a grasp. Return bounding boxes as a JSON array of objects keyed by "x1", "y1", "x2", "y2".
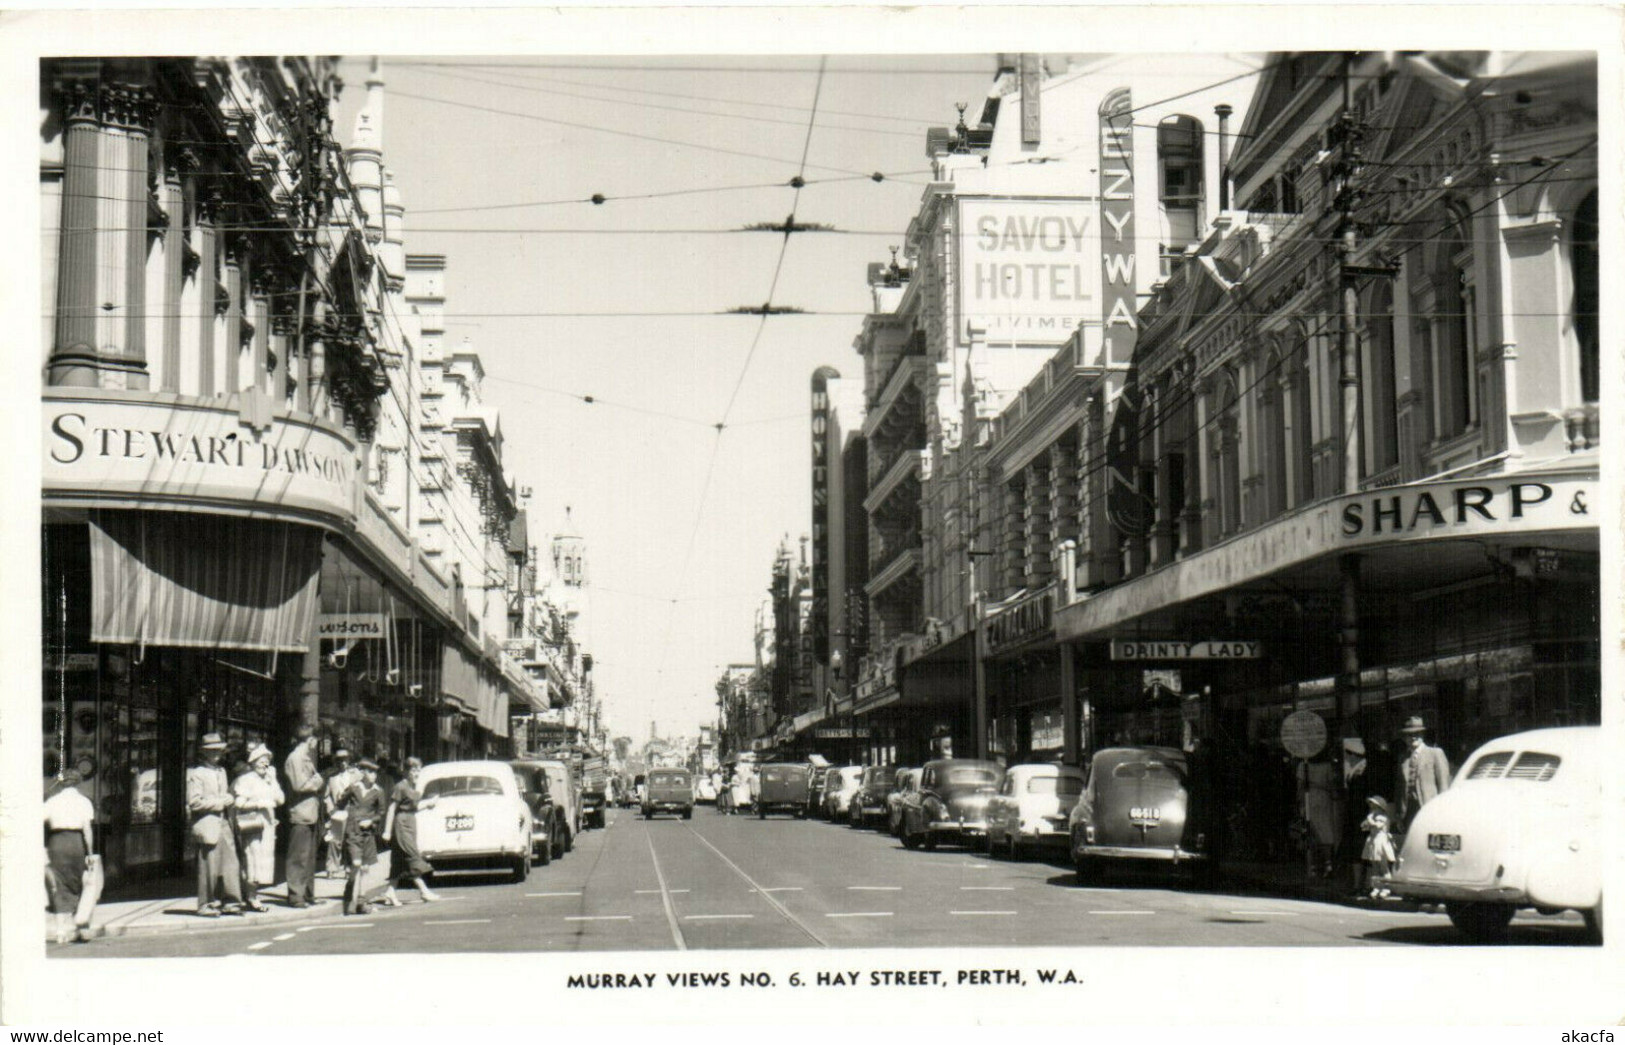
[
  {"x1": 1098, "y1": 87, "x2": 1136, "y2": 367},
  {"x1": 809, "y1": 367, "x2": 839, "y2": 662}
]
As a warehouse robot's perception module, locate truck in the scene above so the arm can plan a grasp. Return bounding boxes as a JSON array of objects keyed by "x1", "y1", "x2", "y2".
[{"x1": 535, "y1": 744, "x2": 609, "y2": 831}]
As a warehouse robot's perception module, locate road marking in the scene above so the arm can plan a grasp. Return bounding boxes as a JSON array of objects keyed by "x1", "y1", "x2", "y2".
[
  {"x1": 961, "y1": 886, "x2": 1014, "y2": 891},
  {"x1": 272, "y1": 933, "x2": 296, "y2": 941},
  {"x1": 645, "y1": 834, "x2": 688, "y2": 951},
  {"x1": 950, "y1": 910, "x2": 1017, "y2": 916},
  {"x1": 296, "y1": 923, "x2": 373, "y2": 931},
  {"x1": 1089, "y1": 910, "x2": 1155, "y2": 916},
  {"x1": 681, "y1": 823, "x2": 829, "y2": 948},
  {"x1": 825, "y1": 912, "x2": 893, "y2": 918},
  {"x1": 754, "y1": 887, "x2": 803, "y2": 893},
  {"x1": 247, "y1": 941, "x2": 272, "y2": 950},
  {"x1": 847, "y1": 886, "x2": 902, "y2": 891},
  {"x1": 565, "y1": 915, "x2": 633, "y2": 922},
  {"x1": 635, "y1": 889, "x2": 689, "y2": 894},
  {"x1": 426, "y1": 919, "x2": 491, "y2": 925},
  {"x1": 1230, "y1": 910, "x2": 1300, "y2": 917},
  {"x1": 683, "y1": 914, "x2": 754, "y2": 921},
  {"x1": 528, "y1": 891, "x2": 583, "y2": 897}
]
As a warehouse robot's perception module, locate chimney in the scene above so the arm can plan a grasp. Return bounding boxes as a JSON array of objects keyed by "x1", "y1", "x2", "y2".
[{"x1": 1215, "y1": 103, "x2": 1233, "y2": 211}]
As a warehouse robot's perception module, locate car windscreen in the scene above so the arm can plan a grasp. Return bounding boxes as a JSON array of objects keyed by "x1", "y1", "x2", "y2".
[
  {"x1": 866, "y1": 768, "x2": 897, "y2": 786},
  {"x1": 1109, "y1": 761, "x2": 1184, "y2": 784},
  {"x1": 1026, "y1": 775, "x2": 1084, "y2": 797},
  {"x1": 423, "y1": 775, "x2": 506, "y2": 799},
  {"x1": 944, "y1": 768, "x2": 999, "y2": 786},
  {"x1": 650, "y1": 773, "x2": 688, "y2": 786}
]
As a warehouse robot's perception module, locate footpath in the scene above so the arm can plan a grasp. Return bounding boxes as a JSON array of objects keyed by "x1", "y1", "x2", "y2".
[{"x1": 48, "y1": 872, "x2": 356, "y2": 944}]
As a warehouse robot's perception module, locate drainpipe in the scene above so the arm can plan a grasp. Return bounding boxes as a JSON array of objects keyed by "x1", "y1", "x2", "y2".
[{"x1": 1215, "y1": 104, "x2": 1233, "y2": 212}]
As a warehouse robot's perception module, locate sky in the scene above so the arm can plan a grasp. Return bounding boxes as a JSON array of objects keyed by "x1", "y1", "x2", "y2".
[{"x1": 331, "y1": 56, "x2": 996, "y2": 744}]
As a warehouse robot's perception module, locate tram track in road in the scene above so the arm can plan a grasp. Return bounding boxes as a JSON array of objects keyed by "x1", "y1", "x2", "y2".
[{"x1": 666, "y1": 818, "x2": 831, "y2": 948}]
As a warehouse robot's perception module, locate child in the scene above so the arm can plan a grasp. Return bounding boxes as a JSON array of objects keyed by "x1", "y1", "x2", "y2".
[{"x1": 1360, "y1": 795, "x2": 1397, "y2": 899}]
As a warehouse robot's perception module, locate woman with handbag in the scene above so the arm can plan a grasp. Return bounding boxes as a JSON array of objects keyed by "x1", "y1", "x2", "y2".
[
  {"x1": 380, "y1": 757, "x2": 439, "y2": 905},
  {"x1": 43, "y1": 770, "x2": 96, "y2": 944},
  {"x1": 232, "y1": 744, "x2": 284, "y2": 912}
]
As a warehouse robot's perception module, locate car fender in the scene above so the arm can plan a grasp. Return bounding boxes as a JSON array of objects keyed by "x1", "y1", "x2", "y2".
[{"x1": 1524, "y1": 845, "x2": 1601, "y2": 910}]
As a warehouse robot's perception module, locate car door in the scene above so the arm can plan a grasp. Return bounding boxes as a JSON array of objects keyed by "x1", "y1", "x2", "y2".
[{"x1": 987, "y1": 773, "x2": 1014, "y2": 845}]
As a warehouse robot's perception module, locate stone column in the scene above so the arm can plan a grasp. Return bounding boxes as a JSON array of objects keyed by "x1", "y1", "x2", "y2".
[
  {"x1": 195, "y1": 192, "x2": 219, "y2": 395},
  {"x1": 222, "y1": 237, "x2": 244, "y2": 392},
  {"x1": 48, "y1": 82, "x2": 106, "y2": 387},
  {"x1": 158, "y1": 158, "x2": 186, "y2": 390},
  {"x1": 113, "y1": 87, "x2": 153, "y2": 390}
]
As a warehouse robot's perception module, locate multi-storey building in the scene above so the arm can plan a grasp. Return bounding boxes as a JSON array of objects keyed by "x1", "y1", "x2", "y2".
[{"x1": 38, "y1": 57, "x2": 547, "y2": 885}]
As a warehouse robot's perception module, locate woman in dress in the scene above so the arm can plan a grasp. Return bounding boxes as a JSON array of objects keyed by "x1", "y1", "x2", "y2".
[
  {"x1": 43, "y1": 770, "x2": 96, "y2": 944},
  {"x1": 232, "y1": 744, "x2": 284, "y2": 912},
  {"x1": 381, "y1": 757, "x2": 439, "y2": 904}
]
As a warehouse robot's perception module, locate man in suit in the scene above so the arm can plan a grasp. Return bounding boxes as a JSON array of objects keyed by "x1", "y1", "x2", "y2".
[
  {"x1": 282, "y1": 724, "x2": 323, "y2": 908},
  {"x1": 1393, "y1": 716, "x2": 1451, "y2": 834},
  {"x1": 186, "y1": 733, "x2": 244, "y2": 917}
]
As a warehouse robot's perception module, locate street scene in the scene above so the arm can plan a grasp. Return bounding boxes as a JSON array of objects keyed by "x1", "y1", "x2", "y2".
[{"x1": 34, "y1": 44, "x2": 1602, "y2": 970}]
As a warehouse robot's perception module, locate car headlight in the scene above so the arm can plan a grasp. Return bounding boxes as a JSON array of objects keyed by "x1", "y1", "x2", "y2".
[{"x1": 1085, "y1": 824, "x2": 1096, "y2": 844}]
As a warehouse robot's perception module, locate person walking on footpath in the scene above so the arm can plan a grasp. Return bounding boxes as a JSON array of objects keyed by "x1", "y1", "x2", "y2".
[
  {"x1": 43, "y1": 770, "x2": 97, "y2": 943},
  {"x1": 380, "y1": 756, "x2": 439, "y2": 905},
  {"x1": 322, "y1": 745, "x2": 359, "y2": 878},
  {"x1": 340, "y1": 757, "x2": 387, "y2": 915},
  {"x1": 232, "y1": 743, "x2": 284, "y2": 912},
  {"x1": 282, "y1": 725, "x2": 323, "y2": 908},
  {"x1": 1393, "y1": 716, "x2": 1451, "y2": 836},
  {"x1": 1360, "y1": 795, "x2": 1397, "y2": 899},
  {"x1": 186, "y1": 732, "x2": 245, "y2": 917}
]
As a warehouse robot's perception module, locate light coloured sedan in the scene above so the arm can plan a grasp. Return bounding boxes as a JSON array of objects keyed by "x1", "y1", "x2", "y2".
[
  {"x1": 985, "y1": 763, "x2": 1085, "y2": 859},
  {"x1": 415, "y1": 761, "x2": 535, "y2": 883},
  {"x1": 1381, "y1": 726, "x2": 1601, "y2": 942},
  {"x1": 822, "y1": 766, "x2": 865, "y2": 821}
]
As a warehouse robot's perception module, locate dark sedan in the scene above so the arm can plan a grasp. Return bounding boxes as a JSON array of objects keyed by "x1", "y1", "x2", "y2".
[
  {"x1": 899, "y1": 758, "x2": 1003, "y2": 851},
  {"x1": 1068, "y1": 746, "x2": 1212, "y2": 886}
]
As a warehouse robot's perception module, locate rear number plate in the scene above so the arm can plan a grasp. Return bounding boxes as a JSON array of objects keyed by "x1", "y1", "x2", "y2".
[
  {"x1": 1130, "y1": 806, "x2": 1162, "y2": 823},
  {"x1": 1427, "y1": 833, "x2": 1460, "y2": 852},
  {"x1": 446, "y1": 814, "x2": 474, "y2": 832}
]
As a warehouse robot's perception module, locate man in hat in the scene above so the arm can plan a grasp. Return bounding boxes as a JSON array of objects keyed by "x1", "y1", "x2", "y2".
[
  {"x1": 339, "y1": 758, "x2": 387, "y2": 915},
  {"x1": 1393, "y1": 716, "x2": 1451, "y2": 834},
  {"x1": 321, "y1": 745, "x2": 359, "y2": 878},
  {"x1": 185, "y1": 732, "x2": 244, "y2": 916},
  {"x1": 282, "y1": 724, "x2": 323, "y2": 907}
]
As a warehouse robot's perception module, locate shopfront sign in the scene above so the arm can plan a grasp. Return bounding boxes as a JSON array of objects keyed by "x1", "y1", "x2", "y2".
[
  {"x1": 1111, "y1": 640, "x2": 1262, "y2": 660},
  {"x1": 1030, "y1": 711, "x2": 1064, "y2": 751},
  {"x1": 1097, "y1": 87, "x2": 1137, "y2": 366},
  {"x1": 985, "y1": 590, "x2": 1054, "y2": 654},
  {"x1": 317, "y1": 613, "x2": 386, "y2": 639},
  {"x1": 957, "y1": 197, "x2": 1098, "y2": 345},
  {"x1": 809, "y1": 368, "x2": 838, "y2": 663},
  {"x1": 44, "y1": 391, "x2": 359, "y2": 525},
  {"x1": 1280, "y1": 710, "x2": 1328, "y2": 759},
  {"x1": 815, "y1": 727, "x2": 872, "y2": 740}
]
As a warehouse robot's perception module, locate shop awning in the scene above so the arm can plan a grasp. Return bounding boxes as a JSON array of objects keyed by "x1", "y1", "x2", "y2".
[
  {"x1": 90, "y1": 511, "x2": 321, "y2": 652},
  {"x1": 442, "y1": 641, "x2": 509, "y2": 738}
]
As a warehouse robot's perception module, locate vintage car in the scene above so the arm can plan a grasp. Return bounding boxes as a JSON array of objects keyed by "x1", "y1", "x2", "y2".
[
  {"x1": 985, "y1": 763, "x2": 1086, "y2": 859},
  {"x1": 415, "y1": 760, "x2": 535, "y2": 882},
  {"x1": 821, "y1": 766, "x2": 866, "y2": 821},
  {"x1": 887, "y1": 768, "x2": 921, "y2": 837},
  {"x1": 754, "y1": 761, "x2": 811, "y2": 818},
  {"x1": 507, "y1": 762, "x2": 557, "y2": 866},
  {"x1": 849, "y1": 765, "x2": 897, "y2": 829},
  {"x1": 695, "y1": 774, "x2": 719, "y2": 804},
  {"x1": 1380, "y1": 726, "x2": 1602, "y2": 942},
  {"x1": 1068, "y1": 746, "x2": 1210, "y2": 884},
  {"x1": 899, "y1": 759, "x2": 1003, "y2": 850},
  {"x1": 643, "y1": 767, "x2": 695, "y2": 819},
  {"x1": 514, "y1": 760, "x2": 576, "y2": 858}
]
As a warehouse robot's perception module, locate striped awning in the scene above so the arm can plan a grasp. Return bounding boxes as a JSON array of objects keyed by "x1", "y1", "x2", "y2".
[
  {"x1": 90, "y1": 511, "x2": 322, "y2": 652},
  {"x1": 442, "y1": 640, "x2": 509, "y2": 738}
]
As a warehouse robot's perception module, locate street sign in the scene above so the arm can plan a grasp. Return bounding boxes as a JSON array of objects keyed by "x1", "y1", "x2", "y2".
[{"x1": 1280, "y1": 710, "x2": 1328, "y2": 759}]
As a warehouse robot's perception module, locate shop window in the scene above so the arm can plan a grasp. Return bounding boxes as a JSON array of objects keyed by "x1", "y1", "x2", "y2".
[
  {"x1": 1360, "y1": 280, "x2": 1400, "y2": 474},
  {"x1": 1409, "y1": 206, "x2": 1477, "y2": 442},
  {"x1": 1158, "y1": 115, "x2": 1205, "y2": 254},
  {"x1": 1571, "y1": 189, "x2": 1599, "y2": 403}
]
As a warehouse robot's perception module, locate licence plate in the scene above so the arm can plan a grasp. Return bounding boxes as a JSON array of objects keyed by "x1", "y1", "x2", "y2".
[
  {"x1": 1427, "y1": 833, "x2": 1461, "y2": 852},
  {"x1": 445, "y1": 813, "x2": 475, "y2": 832}
]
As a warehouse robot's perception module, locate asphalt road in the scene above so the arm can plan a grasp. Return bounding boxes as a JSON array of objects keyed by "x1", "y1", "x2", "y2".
[{"x1": 56, "y1": 805, "x2": 1593, "y2": 958}]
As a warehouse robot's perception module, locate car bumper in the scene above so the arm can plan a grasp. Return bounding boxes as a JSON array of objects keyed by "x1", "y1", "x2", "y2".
[
  {"x1": 1376, "y1": 877, "x2": 1525, "y2": 904},
  {"x1": 929, "y1": 819, "x2": 989, "y2": 836},
  {"x1": 643, "y1": 802, "x2": 691, "y2": 813},
  {"x1": 1017, "y1": 824, "x2": 1070, "y2": 845},
  {"x1": 1075, "y1": 845, "x2": 1208, "y2": 862}
]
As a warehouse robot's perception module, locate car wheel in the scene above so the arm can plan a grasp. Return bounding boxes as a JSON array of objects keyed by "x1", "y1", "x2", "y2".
[
  {"x1": 921, "y1": 830, "x2": 937, "y2": 852},
  {"x1": 900, "y1": 825, "x2": 920, "y2": 850},
  {"x1": 683, "y1": 808, "x2": 693, "y2": 820},
  {"x1": 536, "y1": 831, "x2": 552, "y2": 866},
  {"x1": 1446, "y1": 902, "x2": 1515, "y2": 942},
  {"x1": 551, "y1": 822, "x2": 566, "y2": 859},
  {"x1": 757, "y1": 805, "x2": 767, "y2": 820},
  {"x1": 1007, "y1": 834, "x2": 1022, "y2": 861},
  {"x1": 1582, "y1": 900, "x2": 1602, "y2": 944},
  {"x1": 511, "y1": 852, "x2": 529, "y2": 883}
]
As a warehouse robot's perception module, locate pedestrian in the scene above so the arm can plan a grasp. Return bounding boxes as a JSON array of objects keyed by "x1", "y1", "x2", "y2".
[
  {"x1": 282, "y1": 724, "x2": 323, "y2": 908},
  {"x1": 340, "y1": 757, "x2": 387, "y2": 915},
  {"x1": 186, "y1": 732, "x2": 245, "y2": 917},
  {"x1": 380, "y1": 756, "x2": 439, "y2": 905},
  {"x1": 322, "y1": 745, "x2": 358, "y2": 878},
  {"x1": 1393, "y1": 716, "x2": 1451, "y2": 835},
  {"x1": 1360, "y1": 795, "x2": 1397, "y2": 899},
  {"x1": 232, "y1": 743, "x2": 284, "y2": 912},
  {"x1": 43, "y1": 769, "x2": 97, "y2": 944}
]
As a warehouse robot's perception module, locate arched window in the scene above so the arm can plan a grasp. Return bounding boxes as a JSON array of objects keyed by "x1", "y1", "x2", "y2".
[
  {"x1": 1158, "y1": 115, "x2": 1205, "y2": 257},
  {"x1": 1361, "y1": 280, "x2": 1399, "y2": 475},
  {"x1": 1260, "y1": 349, "x2": 1288, "y2": 517},
  {"x1": 1288, "y1": 340, "x2": 1315, "y2": 506},
  {"x1": 1409, "y1": 206, "x2": 1476, "y2": 442},
  {"x1": 1572, "y1": 189, "x2": 1599, "y2": 404},
  {"x1": 1207, "y1": 370, "x2": 1242, "y2": 536}
]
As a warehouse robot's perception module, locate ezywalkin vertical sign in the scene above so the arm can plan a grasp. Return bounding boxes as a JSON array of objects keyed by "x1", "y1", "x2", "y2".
[
  {"x1": 810, "y1": 366, "x2": 839, "y2": 663},
  {"x1": 1098, "y1": 88, "x2": 1136, "y2": 367}
]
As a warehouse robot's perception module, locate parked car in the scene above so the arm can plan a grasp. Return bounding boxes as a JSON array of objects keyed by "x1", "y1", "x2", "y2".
[
  {"x1": 1068, "y1": 746, "x2": 1211, "y2": 885},
  {"x1": 899, "y1": 759, "x2": 1003, "y2": 851},
  {"x1": 822, "y1": 766, "x2": 865, "y2": 821},
  {"x1": 643, "y1": 767, "x2": 695, "y2": 819},
  {"x1": 513, "y1": 760, "x2": 575, "y2": 859},
  {"x1": 414, "y1": 760, "x2": 534, "y2": 882},
  {"x1": 1380, "y1": 726, "x2": 1602, "y2": 942},
  {"x1": 506, "y1": 762, "x2": 557, "y2": 866},
  {"x1": 849, "y1": 765, "x2": 897, "y2": 829},
  {"x1": 538, "y1": 759, "x2": 582, "y2": 841},
  {"x1": 696, "y1": 774, "x2": 719, "y2": 804},
  {"x1": 805, "y1": 764, "x2": 835, "y2": 817},
  {"x1": 887, "y1": 768, "x2": 920, "y2": 837},
  {"x1": 579, "y1": 755, "x2": 609, "y2": 829},
  {"x1": 986, "y1": 763, "x2": 1086, "y2": 859},
  {"x1": 754, "y1": 762, "x2": 811, "y2": 818}
]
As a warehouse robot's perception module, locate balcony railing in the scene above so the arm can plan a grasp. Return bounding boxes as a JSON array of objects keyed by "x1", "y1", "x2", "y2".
[{"x1": 864, "y1": 448, "x2": 923, "y2": 515}]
